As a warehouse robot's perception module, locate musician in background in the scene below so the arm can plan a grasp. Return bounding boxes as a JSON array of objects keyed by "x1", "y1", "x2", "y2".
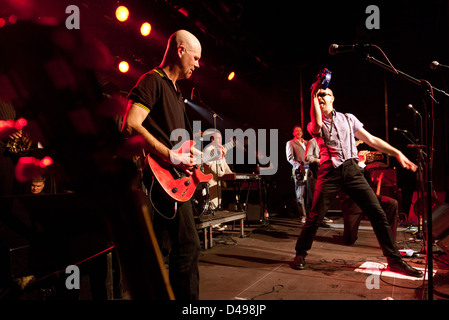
[
  {"x1": 203, "y1": 132, "x2": 233, "y2": 209},
  {"x1": 27, "y1": 175, "x2": 46, "y2": 195},
  {"x1": 122, "y1": 30, "x2": 202, "y2": 300},
  {"x1": 286, "y1": 125, "x2": 308, "y2": 223},
  {"x1": 305, "y1": 138, "x2": 333, "y2": 227},
  {"x1": 292, "y1": 82, "x2": 422, "y2": 278}
]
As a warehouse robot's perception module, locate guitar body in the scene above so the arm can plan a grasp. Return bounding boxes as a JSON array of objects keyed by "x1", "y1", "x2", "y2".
[{"x1": 145, "y1": 140, "x2": 213, "y2": 202}]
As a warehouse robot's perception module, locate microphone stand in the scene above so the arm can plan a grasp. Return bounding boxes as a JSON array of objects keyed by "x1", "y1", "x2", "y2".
[
  {"x1": 411, "y1": 108, "x2": 426, "y2": 242},
  {"x1": 363, "y1": 53, "x2": 449, "y2": 300},
  {"x1": 396, "y1": 130, "x2": 426, "y2": 241},
  {"x1": 195, "y1": 92, "x2": 224, "y2": 210}
]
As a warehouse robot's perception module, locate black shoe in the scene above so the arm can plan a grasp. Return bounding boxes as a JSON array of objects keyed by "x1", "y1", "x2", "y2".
[
  {"x1": 320, "y1": 221, "x2": 331, "y2": 228},
  {"x1": 291, "y1": 254, "x2": 306, "y2": 270},
  {"x1": 387, "y1": 260, "x2": 424, "y2": 278}
]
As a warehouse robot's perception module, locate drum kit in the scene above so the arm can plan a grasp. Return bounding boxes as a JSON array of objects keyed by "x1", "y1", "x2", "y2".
[{"x1": 192, "y1": 130, "x2": 218, "y2": 217}]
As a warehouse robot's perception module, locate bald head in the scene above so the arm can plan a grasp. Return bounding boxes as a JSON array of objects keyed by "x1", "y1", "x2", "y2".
[
  {"x1": 172, "y1": 30, "x2": 201, "y2": 52},
  {"x1": 160, "y1": 30, "x2": 201, "y2": 80}
]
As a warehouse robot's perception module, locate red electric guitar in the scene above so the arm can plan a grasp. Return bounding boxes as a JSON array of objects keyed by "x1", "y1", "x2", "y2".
[{"x1": 145, "y1": 140, "x2": 213, "y2": 202}]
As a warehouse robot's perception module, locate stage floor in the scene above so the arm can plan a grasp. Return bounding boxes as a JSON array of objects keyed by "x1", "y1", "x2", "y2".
[{"x1": 198, "y1": 214, "x2": 449, "y2": 301}]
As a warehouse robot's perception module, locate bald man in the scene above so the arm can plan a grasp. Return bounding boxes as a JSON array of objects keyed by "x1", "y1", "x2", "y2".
[
  {"x1": 292, "y1": 81, "x2": 423, "y2": 278},
  {"x1": 122, "y1": 30, "x2": 202, "y2": 300}
]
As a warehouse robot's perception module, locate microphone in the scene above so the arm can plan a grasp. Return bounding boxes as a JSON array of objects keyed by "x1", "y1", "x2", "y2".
[
  {"x1": 407, "y1": 104, "x2": 420, "y2": 116},
  {"x1": 430, "y1": 61, "x2": 449, "y2": 70},
  {"x1": 328, "y1": 43, "x2": 373, "y2": 55},
  {"x1": 393, "y1": 127, "x2": 408, "y2": 133}
]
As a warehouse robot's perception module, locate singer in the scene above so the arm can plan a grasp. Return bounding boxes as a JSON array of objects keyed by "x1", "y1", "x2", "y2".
[{"x1": 291, "y1": 76, "x2": 423, "y2": 278}]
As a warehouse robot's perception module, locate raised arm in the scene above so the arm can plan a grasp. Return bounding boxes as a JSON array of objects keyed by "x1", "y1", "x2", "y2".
[
  {"x1": 310, "y1": 81, "x2": 323, "y2": 136},
  {"x1": 354, "y1": 127, "x2": 417, "y2": 172}
]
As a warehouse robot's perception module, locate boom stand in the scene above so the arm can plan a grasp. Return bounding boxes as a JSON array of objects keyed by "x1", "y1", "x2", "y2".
[
  {"x1": 364, "y1": 53, "x2": 449, "y2": 300},
  {"x1": 396, "y1": 129, "x2": 426, "y2": 243},
  {"x1": 196, "y1": 93, "x2": 224, "y2": 209}
]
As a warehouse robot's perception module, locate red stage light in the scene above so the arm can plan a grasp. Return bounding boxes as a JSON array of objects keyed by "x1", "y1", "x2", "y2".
[
  {"x1": 118, "y1": 61, "x2": 129, "y2": 73},
  {"x1": 115, "y1": 6, "x2": 129, "y2": 22},
  {"x1": 15, "y1": 118, "x2": 27, "y2": 129},
  {"x1": 40, "y1": 156, "x2": 53, "y2": 168},
  {"x1": 227, "y1": 71, "x2": 235, "y2": 81},
  {"x1": 15, "y1": 156, "x2": 50, "y2": 182},
  {"x1": 8, "y1": 15, "x2": 17, "y2": 24},
  {"x1": 140, "y1": 22, "x2": 152, "y2": 36}
]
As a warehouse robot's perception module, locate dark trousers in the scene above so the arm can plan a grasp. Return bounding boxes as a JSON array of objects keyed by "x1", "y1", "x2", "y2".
[
  {"x1": 150, "y1": 187, "x2": 201, "y2": 300},
  {"x1": 295, "y1": 159, "x2": 402, "y2": 263},
  {"x1": 305, "y1": 169, "x2": 317, "y2": 216},
  {"x1": 341, "y1": 193, "x2": 398, "y2": 245}
]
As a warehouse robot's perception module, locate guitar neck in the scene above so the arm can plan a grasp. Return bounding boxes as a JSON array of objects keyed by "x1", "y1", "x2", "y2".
[
  {"x1": 203, "y1": 140, "x2": 236, "y2": 163},
  {"x1": 224, "y1": 140, "x2": 236, "y2": 151}
]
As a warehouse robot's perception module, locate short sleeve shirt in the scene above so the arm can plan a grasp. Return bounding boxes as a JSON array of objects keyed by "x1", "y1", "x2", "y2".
[
  {"x1": 128, "y1": 68, "x2": 188, "y2": 148},
  {"x1": 307, "y1": 110, "x2": 363, "y2": 168}
]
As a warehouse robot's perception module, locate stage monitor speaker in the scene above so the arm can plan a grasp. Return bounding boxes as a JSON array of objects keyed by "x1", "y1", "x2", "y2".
[
  {"x1": 432, "y1": 202, "x2": 449, "y2": 240},
  {"x1": 437, "y1": 233, "x2": 449, "y2": 257},
  {"x1": 246, "y1": 204, "x2": 262, "y2": 224}
]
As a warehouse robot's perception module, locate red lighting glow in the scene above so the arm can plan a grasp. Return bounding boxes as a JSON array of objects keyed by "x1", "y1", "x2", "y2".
[
  {"x1": 140, "y1": 22, "x2": 152, "y2": 36},
  {"x1": 15, "y1": 118, "x2": 27, "y2": 129},
  {"x1": 15, "y1": 156, "x2": 52, "y2": 182},
  {"x1": 118, "y1": 61, "x2": 129, "y2": 73},
  {"x1": 8, "y1": 15, "x2": 17, "y2": 24},
  {"x1": 115, "y1": 6, "x2": 129, "y2": 22},
  {"x1": 40, "y1": 156, "x2": 53, "y2": 168},
  {"x1": 177, "y1": 7, "x2": 189, "y2": 18}
]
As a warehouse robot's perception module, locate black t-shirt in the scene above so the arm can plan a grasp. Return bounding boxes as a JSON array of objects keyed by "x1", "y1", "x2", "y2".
[{"x1": 128, "y1": 68, "x2": 188, "y2": 149}]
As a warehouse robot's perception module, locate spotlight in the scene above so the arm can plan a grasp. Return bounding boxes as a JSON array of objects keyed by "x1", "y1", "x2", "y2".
[
  {"x1": 140, "y1": 22, "x2": 152, "y2": 36},
  {"x1": 40, "y1": 156, "x2": 53, "y2": 168},
  {"x1": 8, "y1": 15, "x2": 17, "y2": 24},
  {"x1": 227, "y1": 71, "x2": 235, "y2": 81},
  {"x1": 115, "y1": 6, "x2": 129, "y2": 22},
  {"x1": 118, "y1": 61, "x2": 129, "y2": 73}
]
